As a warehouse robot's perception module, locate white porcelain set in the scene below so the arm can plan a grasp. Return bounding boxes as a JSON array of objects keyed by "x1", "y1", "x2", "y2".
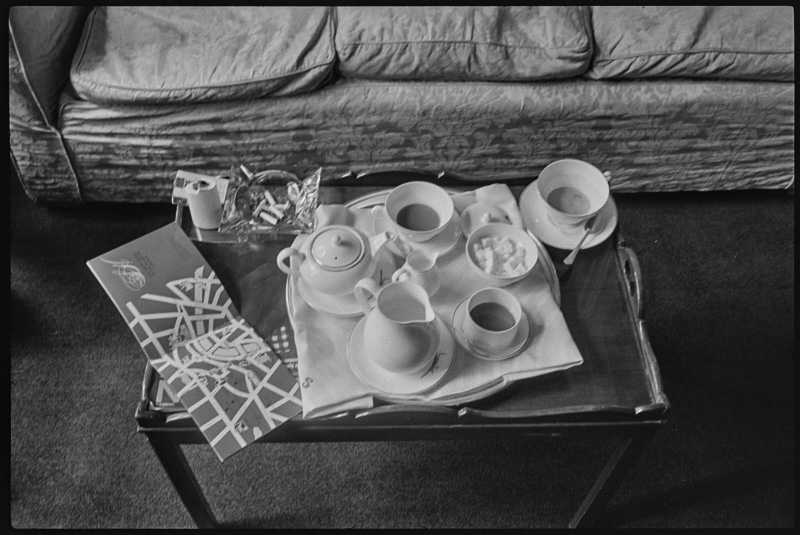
[
  {"x1": 372, "y1": 181, "x2": 462, "y2": 258},
  {"x1": 349, "y1": 181, "x2": 454, "y2": 380},
  {"x1": 452, "y1": 287, "x2": 531, "y2": 361},
  {"x1": 276, "y1": 224, "x2": 396, "y2": 297},
  {"x1": 346, "y1": 277, "x2": 455, "y2": 395},
  {"x1": 536, "y1": 159, "x2": 610, "y2": 231},
  {"x1": 279, "y1": 180, "x2": 535, "y2": 392},
  {"x1": 354, "y1": 279, "x2": 441, "y2": 375},
  {"x1": 277, "y1": 182, "x2": 456, "y2": 384},
  {"x1": 520, "y1": 159, "x2": 618, "y2": 251}
]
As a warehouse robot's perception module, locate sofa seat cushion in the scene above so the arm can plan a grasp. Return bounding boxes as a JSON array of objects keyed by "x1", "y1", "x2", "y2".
[
  {"x1": 70, "y1": 7, "x2": 335, "y2": 104},
  {"x1": 58, "y1": 77, "x2": 794, "y2": 201},
  {"x1": 587, "y1": 6, "x2": 794, "y2": 81},
  {"x1": 335, "y1": 6, "x2": 592, "y2": 81}
]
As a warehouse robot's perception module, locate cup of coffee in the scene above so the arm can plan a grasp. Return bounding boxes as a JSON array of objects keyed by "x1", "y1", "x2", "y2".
[
  {"x1": 376, "y1": 181, "x2": 454, "y2": 242},
  {"x1": 536, "y1": 159, "x2": 610, "y2": 230},
  {"x1": 460, "y1": 288, "x2": 523, "y2": 354}
]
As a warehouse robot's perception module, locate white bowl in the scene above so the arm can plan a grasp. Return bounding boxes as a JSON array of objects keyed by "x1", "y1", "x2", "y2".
[{"x1": 465, "y1": 223, "x2": 538, "y2": 287}]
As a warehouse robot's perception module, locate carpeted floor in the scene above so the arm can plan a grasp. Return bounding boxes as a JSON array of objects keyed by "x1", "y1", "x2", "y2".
[{"x1": 10, "y1": 170, "x2": 794, "y2": 528}]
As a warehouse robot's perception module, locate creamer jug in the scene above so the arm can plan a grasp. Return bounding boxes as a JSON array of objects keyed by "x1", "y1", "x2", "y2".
[{"x1": 354, "y1": 279, "x2": 440, "y2": 374}]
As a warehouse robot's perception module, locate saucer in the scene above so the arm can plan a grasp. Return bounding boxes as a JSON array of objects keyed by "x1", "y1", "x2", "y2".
[
  {"x1": 374, "y1": 209, "x2": 462, "y2": 258},
  {"x1": 347, "y1": 316, "x2": 455, "y2": 396},
  {"x1": 519, "y1": 182, "x2": 618, "y2": 250},
  {"x1": 296, "y1": 248, "x2": 395, "y2": 318},
  {"x1": 451, "y1": 297, "x2": 531, "y2": 361}
]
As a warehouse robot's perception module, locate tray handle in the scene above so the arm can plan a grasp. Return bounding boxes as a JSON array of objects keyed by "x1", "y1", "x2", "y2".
[
  {"x1": 618, "y1": 240, "x2": 643, "y2": 320},
  {"x1": 617, "y1": 236, "x2": 671, "y2": 414}
]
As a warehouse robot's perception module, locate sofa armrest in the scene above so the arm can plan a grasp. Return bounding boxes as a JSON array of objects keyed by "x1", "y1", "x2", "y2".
[{"x1": 9, "y1": 6, "x2": 91, "y2": 128}]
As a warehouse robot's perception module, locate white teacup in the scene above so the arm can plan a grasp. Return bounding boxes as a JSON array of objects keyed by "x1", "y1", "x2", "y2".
[
  {"x1": 460, "y1": 288, "x2": 523, "y2": 355},
  {"x1": 391, "y1": 249, "x2": 440, "y2": 297},
  {"x1": 536, "y1": 159, "x2": 610, "y2": 230},
  {"x1": 374, "y1": 181, "x2": 454, "y2": 242}
]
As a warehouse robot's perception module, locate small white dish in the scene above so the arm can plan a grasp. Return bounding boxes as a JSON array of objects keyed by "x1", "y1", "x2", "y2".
[
  {"x1": 374, "y1": 208, "x2": 462, "y2": 258},
  {"x1": 347, "y1": 316, "x2": 455, "y2": 396},
  {"x1": 452, "y1": 297, "x2": 531, "y2": 361},
  {"x1": 296, "y1": 248, "x2": 395, "y2": 317},
  {"x1": 520, "y1": 182, "x2": 618, "y2": 250},
  {"x1": 459, "y1": 202, "x2": 511, "y2": 237},
  {"x1": 465, "y1": 223, "x2": 538, "y2": 287}
]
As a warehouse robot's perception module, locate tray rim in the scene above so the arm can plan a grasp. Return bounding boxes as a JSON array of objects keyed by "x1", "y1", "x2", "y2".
[{"x1": 169, "y1": 187, "x2": 668, "y2": 421}]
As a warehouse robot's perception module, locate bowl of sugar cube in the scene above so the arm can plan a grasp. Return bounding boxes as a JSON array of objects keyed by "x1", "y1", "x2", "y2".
[{"x1": 466, "y1": 223, "x2": 538, "y2": 287}]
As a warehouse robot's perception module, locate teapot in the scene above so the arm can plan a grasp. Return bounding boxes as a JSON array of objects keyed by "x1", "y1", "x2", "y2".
[
  {"x1": 277, "y1": 225, "x2": 395, "y2": 296},
  {"x1": 354, "y1": 279, "x2": 440, "y2": 375}
]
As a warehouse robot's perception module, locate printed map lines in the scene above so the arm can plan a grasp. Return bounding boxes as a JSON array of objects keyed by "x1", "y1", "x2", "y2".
[
  {"x1": 125, "y1": 265, "x2": 236, "y2": 357},
  {"x1": 151, "y1": 317, "x2": 302, "y2": 453},
  {"x1": 88, "y1": 223, "x2": 302, "y2": 461}
]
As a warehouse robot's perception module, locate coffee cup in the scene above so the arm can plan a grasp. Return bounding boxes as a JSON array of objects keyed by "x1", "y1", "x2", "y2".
[
  {"x1": 374, "y1": 181, "x2": 454, "y2": 242},
  {"x1": 460, "y1": 288, "x2": 523, "y2": 355},
  {"x1": 536, "y1": 159, "x2": 610, "y2": 230}
]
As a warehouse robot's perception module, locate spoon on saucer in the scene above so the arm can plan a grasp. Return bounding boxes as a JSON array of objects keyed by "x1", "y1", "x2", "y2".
[{"x1": 563, "y1": 215, "x2": 601, "y2": 266}]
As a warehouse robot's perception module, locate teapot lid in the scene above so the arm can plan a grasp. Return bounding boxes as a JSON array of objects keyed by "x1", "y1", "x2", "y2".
[{"x1": 308, "y1": 227, "x2": 365, "y2": 271}]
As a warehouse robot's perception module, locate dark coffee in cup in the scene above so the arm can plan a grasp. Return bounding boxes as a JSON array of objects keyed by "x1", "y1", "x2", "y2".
[
  {"x1": 396, "y1": 203, "x2": 441, "y2": 232},
  {"x1": 469, "y1": 302, "x2": 516, "y2": 332},
  {"x1": 546, "y1": 186, "x2": 591, "y2": 215}
]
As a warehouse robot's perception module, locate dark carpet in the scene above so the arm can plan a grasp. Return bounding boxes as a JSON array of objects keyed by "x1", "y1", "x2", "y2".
[{"x1": 9, "y1": 170, "x2": 794, "y2": 528}]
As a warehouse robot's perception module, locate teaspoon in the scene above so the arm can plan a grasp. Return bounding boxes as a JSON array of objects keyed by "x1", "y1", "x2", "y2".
[{"x1": 563, "y1": 215, "x2": 600, "y2": 265}]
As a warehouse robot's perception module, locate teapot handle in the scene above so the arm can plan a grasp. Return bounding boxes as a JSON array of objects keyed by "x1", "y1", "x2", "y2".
[
  {"x1": 276, "y1": 247, "x2": 304, "y2": 277},
  {"x1": 354, "y1": 278, "x2": 381, "y2": 315}
]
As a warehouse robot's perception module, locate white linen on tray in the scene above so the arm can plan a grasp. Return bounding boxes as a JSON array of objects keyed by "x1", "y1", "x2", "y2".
[{"x1": 286, "y1": 184, "x2": 583, "y2": 418}]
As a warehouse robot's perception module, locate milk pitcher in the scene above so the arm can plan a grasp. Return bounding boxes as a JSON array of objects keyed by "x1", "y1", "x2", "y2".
[{"x1": 354, "y1": 279, "x2": 440, "y2": 375}]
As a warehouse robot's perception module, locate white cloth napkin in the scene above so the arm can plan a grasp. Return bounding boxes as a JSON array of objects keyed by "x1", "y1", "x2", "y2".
[{"x1": 286, "y1": 184, "x2": 583, "y2": 418}]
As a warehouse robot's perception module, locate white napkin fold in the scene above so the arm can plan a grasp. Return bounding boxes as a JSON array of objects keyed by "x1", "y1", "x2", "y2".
[
  {"x1": 286, "y1": 184, "x2": 583, "y2": 418},
  {"x1": 450, "y1": 183, "x2": 525, "y2": 229}
]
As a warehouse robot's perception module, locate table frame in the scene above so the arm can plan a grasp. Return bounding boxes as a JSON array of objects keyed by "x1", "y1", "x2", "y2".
[{"x1": 135, "y1": 178, "x2": 670, "y2": 528}]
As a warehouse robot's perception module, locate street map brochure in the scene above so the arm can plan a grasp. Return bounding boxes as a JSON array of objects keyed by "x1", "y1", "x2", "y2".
[
  {"x1": 87, "y1": 222, "x2": 302, "y2": 461},
  {"x1": 150, "y1": 323, "x2": 300, "y2": 413}
]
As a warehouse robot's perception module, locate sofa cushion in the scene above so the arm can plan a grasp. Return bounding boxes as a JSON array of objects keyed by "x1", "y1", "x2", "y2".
[
  {"x1": 335, "y1": 6, "x2": 592, "y2": 81},
  {"x1": 70, "y1": 7, "x2": 335, "y2": 104},
  {"x1": 586, "y1": 6, "x2": 795, "y2": 81}
]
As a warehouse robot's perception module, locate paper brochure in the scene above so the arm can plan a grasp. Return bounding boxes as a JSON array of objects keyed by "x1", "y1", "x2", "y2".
[{"x1": 87, "y1": 222, "x2": 301, "y2": 461}]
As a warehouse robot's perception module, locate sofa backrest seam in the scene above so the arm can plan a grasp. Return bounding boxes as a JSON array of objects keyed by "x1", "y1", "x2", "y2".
[
  {"x1": 596, "y1": 48, "x2": 795, "y2": 62},
  {"x1": 340, "y1": 40, "x2": 589, "y2": 52},
  {"x1": 72, "y1": 56, "x2": 336, "y2": 94}
]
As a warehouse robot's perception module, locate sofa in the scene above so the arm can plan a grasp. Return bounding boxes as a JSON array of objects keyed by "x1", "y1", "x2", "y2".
[{"x1": 9, "y1": 6, "x2": 795, "y2": 205}]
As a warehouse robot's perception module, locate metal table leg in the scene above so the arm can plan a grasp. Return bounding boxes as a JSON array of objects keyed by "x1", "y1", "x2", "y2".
[
  {"x1": 147, "y1": 434, "x2": 218, "y2": 529},
  {"x1": 569, "y1": 424, "x2": 659, "y2": 529}
]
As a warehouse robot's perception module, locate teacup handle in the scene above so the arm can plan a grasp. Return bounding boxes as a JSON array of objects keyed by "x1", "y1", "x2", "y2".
[
  {"x1": 371, "y1": 205, "x2": 413, "y2": 256},
  {"x1": 276, "y1": 247, "x2": 304, "y2": 277},
  {"x1": 391, "y1": 267, "x2": 411, "y2": 283},
  {"x1": 354, "y1": 278, "x2": 381, "y2": 315}
]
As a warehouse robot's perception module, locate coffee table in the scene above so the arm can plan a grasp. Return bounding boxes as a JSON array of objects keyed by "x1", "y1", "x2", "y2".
[{"x1": 135, "y1": 178, "x2": 670, "y2": 529}]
